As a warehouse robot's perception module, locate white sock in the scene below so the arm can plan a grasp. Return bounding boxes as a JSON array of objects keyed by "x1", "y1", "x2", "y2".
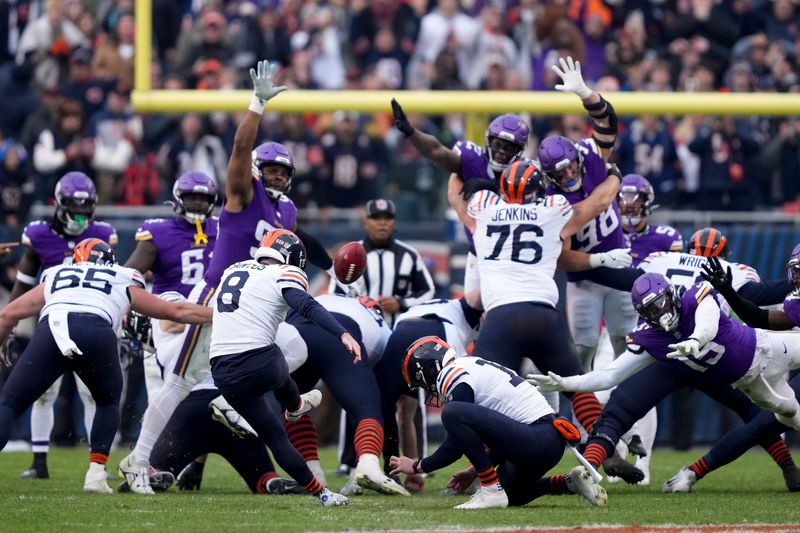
[
  {"x1": 133, "y1": 377, "x2": 193, "y2": 464},
  {"x1": 483, "y1": 482, "x2": 503, "y2": 493},
  {"x1": 31, "y1": 378, "x2": 62, "y2": 453},
  {"x1": 307, "y1": 459, "x2": 326, "y2": 486}
]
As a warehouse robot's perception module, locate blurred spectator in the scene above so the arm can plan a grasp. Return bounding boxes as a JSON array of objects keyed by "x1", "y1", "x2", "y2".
[
  {"x1": 115, "y1": 117, "x2": 161, "y2": 206},
  {"x1": 195, "y1": 59, "x2": 223, "y2": 90},
  {"x1": 16, "y1": 0, "x2": 88, "y2": 64},
  {"x1": 0, "y1": 137, "x2": 33, "y2": 228},
  {"x1": 174, "y1": 8, "x2": 236, "y2": 88},
  {"x1": 407, "y1": 0, "x2": 481, "y2": 89},
  {"x1": 20, "y1": 87, "x2": 62, "y2": 156},
  {"x1": 92, "y1": 11, "x2": 134, "y2": 87},
  {"x1": 60, "y1": 47, "x2": 113, "y2": 119},
  {"x1": 466, "y1": 5, "x2": 518, "y2": 89},
  {"x1": 0, "y1": 59, "x2": 42, "y2": 138},
  {"x1": 361, "y1": 28, "x2": 408, "y2": 89},
  {"x1": 756, "y1": 118, "x2": 800, "y2": 206},
  {"x1": 272, "y1": 113, "x2": 324, "y2": 209},
  {"x1": 157, "y1": 113, "x2": 227, "y2": 187},
  {"x1": 237, "y1": 5, "x2": 291, "y2": 71},
  {"x1": 88, "y1": 82, "x2": 135, "y2": 203},
  {"x1": 688, "y1": 117, "x2": 761, "y2": 210},
  {"x1": 32, "y1": 98, "x2": 94, "y2": 199},
  {"x1": 350, "y1": 0, "x2": 419, "y2": 79},
  {"x1": 615, "y1": 114, "x2": 680, "y2": 200},
  {"x1": 306, "y1": 6, "x2": 347, "y2": 90},
  {"x1": 758, "y1": 0, "x2": 800, "y2": 43},
  {"x1": 317, "y1": 112, "x2": 384, "y2": 215}
]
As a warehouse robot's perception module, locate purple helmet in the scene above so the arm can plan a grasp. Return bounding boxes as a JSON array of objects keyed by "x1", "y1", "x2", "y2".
[
  {"x1": 54, "y1": 172, "x2": 97, "y2": 236},
  {"x1": 537, "y1": 135, "x2": 584, "y2": 193},
  {"x1": 252, "y1": 142, "x2": 295, "y2": 200},
  {"x1": 485, "y1": 114, "x2": 529, "y2": 173},
  {"x1": 618, "y1": 174, "x2": 656, "y2": 230},
  {"x1": 172, "y1": 171, "x2": 217, "y2": 224},
  {"x1": 631, "y1": 272, "x2": 681, "y2": 332},
  {"x1": 787, "y1": 242, "x2": 800, "y2": 289}
]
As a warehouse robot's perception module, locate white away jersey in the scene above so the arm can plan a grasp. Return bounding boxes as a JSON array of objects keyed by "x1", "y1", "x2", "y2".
[
  {"x1": 468, "y1": 190, "x2": 572, "y2": 311},
  {"x1": 40, "y1": 263, "x2": 145, "y2": 330},
  {"x1": 316, "y1": 294, "x2": 391, "y2": 364},
  {"x1": 209, "y1": 260, "x2": 309, "y2": 359},
  {"x1": 437, "y1": 356, "x2": 553, "y2": 424},
  {"x1": 639, "y1": 252, "x2": 760, "y2": 314},
  {"x1": 275, "y1": 322, "x2": 310, "y2": 373},
  {"x1": 396, "y1": 298, "x2": 479, "y2": 356}
]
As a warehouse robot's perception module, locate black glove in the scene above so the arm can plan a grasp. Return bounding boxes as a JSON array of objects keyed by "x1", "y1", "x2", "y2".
[
  {"x1": 700, "y1": 256, "x2": 734, "y2": 296},
  {"x1": 124, "y1": 312, "x2": 154, "y2": 354},
  {"x1": 1, "y1": 334, "x2": 24, "y2": 367},
  {"x1": 606, "y1": 162, "x2": 622, "y2": 181},
  {"x1": 391, "y1": 98, "x2": 414, "y2": 137}
]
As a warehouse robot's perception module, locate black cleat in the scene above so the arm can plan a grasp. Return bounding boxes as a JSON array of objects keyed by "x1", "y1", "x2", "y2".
[
  {"x1": 177, "y1": 461, "x2": 205, "y2": 491},
  {"x1": 783, "y1": 465, "x2": 800, "y2": 492},
  {"x1": 265, "y1": 477, "x2": 306, "y2": 495},
  {"x1": 626, "y1": 435, "x2": 647, "y2": 458},
  {"x1": 603, "y1": 454, "x2": 644, "y2": 484},
  {"x1": 19, "y1": 466, "x2": 49, "y2": 480}
]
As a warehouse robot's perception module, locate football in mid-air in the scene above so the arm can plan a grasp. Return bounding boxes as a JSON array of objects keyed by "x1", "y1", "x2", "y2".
[{"x1": 334, "y1": 241, "x2": 367, "y2": 284}]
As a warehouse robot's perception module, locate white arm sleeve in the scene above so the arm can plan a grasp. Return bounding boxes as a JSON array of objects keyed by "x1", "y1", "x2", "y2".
[
  {"x1": 691, "y1": 296, "x2": 720, "y2": 346},
  {"x1": 560, "y1": 349, "x2": 654, "y2": 392}
]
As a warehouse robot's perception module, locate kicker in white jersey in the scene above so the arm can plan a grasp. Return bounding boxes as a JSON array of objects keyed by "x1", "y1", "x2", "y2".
[
  {"x1": 468, "y1": 190, "x2": 573, "y2": 311},
  {"x1": 40, "y1": 263, "x2": 145, "y2": 329},
  {"x1": 209, "y1": 260, "x2": 309, "y2": 359},
  {"x1": 437, "y1": 356, "x2": 553, "y2": 424}
]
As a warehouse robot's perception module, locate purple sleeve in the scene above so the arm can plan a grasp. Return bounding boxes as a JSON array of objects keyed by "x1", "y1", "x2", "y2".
[{"x1": 282, "y1": 287, "x2": 347, "y2": 338}]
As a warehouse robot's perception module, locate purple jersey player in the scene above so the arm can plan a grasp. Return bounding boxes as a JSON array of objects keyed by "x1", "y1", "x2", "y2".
[
  {"x1": 390, "y1": 98, "x2": 529, "y2": 294},
  {"x1": 529, "y1": 272, "x2": 800, "y2": 431},
  {"x1": 126, "y1": 171, "x2": 219, "y2": 298},
  {"x1": 617, "y1": 174, "x2": 683, "y2": 267},
  {"x1": 120, "y1": 60, "x2": 333, "y2": 494},
  {"x1": 10, "y1": 171, "x2": 117, "y2": 481}
]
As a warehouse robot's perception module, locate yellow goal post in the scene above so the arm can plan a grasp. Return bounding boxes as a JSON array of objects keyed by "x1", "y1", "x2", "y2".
[{"x1": 134, "y1": 0, "x2": 800, "y2": 143}]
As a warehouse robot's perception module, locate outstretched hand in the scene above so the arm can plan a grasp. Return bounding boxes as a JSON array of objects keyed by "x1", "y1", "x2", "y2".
[
  {"x1": 526, "y1": 371, "x2": 567, "y2": 392},
  {"x1": 700, "y1": 256, "x2": 733, "y2": 294},
  {"x1": 341, "y1": 332, "x2": 362, "y2": 363},
  {"x1": 391, "y1": 98, "x2": 414, "y2": 137},
  {"x1": 551, "y1": 56, "x2": 592, "y2": 99},
  {"x1": 250, "y1": 60, "x2": 287, "y2": 103}
]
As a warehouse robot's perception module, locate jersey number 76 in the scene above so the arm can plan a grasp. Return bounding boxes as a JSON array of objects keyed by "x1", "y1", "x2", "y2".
[{"x1": 484, "y1": 224, "x2": 543, "y2": 265}]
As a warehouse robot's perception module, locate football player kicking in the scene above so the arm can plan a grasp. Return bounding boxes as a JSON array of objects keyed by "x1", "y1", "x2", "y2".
[
  {"x1": 120, "y1": 60, "x2": 333, "y2": 493},
  {"x1": 279, "y1": 293, "x2": 408, "y2": 497},
  {"x1": 209, "y1": 230, "x2": 356, "y2": 507},
  {"x1": 0, "y1": 239, "x2": 212, "y2": 493},
  {"x1": 660, "y1": 246, "x2": 800, "y2": 492},
  {"x1": 10, "y1": 172, "x2": 117, "y2": 480},
  {"x1": 530, "y1": 272, "x2": 800, "y2": 434},
  {"x1": 389, "y1": 337, "x2": 607, "y2": 510}
]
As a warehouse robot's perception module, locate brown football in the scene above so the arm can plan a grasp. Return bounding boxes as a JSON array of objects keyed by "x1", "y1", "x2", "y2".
[{"x1": 334, "y1": 241, "x2": 367, "y2": 284}]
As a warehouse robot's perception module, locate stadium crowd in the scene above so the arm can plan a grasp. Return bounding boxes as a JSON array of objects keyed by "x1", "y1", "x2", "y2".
[{"x1": 0, "y1": 0, "x2": 798, "y2": 245}]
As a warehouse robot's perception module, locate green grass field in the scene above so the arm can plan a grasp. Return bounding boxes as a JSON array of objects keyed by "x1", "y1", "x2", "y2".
[{"x1": 1, "y1": 447, "x2": 799, "y2": 532}]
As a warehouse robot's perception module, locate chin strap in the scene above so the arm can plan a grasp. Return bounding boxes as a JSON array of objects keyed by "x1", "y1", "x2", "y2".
[{"x1": 193, "y1": 218, "x2": 208, "y2": 247}]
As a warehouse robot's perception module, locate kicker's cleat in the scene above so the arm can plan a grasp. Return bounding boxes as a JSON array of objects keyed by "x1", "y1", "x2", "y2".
[
  {"x1": 318, "y1": 487, "x2": 350, "y2": 507},
  {"x1": 118, "y1": 469, "x2": 175, "y2": 493},
  {"x1": 783, "y1": 465, "x2": 800, "y2": 492},
  {"x1": 210, "y1": 396, "x2": 257, "y2": 438},
  {"x1": 84, "y1": 463, "x2": 113, "y2": 494},
  {"x1": 19, "y1": 466, "x2": 49, "y2": 480},
  {"x1": 454, "y1": 485, "x2": 508, "y2": 509},
  {"x1": 566, "y1": 466, "x2": 608, "y2": 507},
  {"x1": 340, "y1": 469, "x2": 364, "y2": 496},
  {"x1": 286, "y1": 389, "x2": 322, "y2": 422},
  {"x1": 118, "y1": 453, "x2": 154, "y2": 494},
  {"x1": 354, "y1": 453, "x2": 410, "y2": 496},
  {"x1": 176, "y1": 460, "x2": 205, "y2": 491},
  {"x1": 266, "y1": 477, "x2": 306, "y2": 495},
  {"x1": 603, "y1": 454, "x2": 644, "y2": 484},
  {"x1": 662, "y1": 466, "x2": 698, "y2": 493}
]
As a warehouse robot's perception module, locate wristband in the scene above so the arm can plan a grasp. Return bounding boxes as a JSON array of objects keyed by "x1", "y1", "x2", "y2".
[
  {"x1": 15, "y1": 271, "x2": 37, "y2": 286},
  {"x1": 248, "y1": 94, "x2": 265, "y2": 115},
  {"x1": 412, "y1": 459, "x2": 422, "y2": 474}
]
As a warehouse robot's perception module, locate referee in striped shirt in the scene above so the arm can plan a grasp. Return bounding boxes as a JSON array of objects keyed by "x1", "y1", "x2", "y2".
[{"x1": 339, "y1": 198, "x2": 435, "y2": 328}]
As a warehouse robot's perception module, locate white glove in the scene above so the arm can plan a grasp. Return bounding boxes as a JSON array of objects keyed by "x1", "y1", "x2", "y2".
[
  {"x1": 526, "y1": 371, "x2": 567, "y2": 392},
  {"x1": 667, "y1": 338, "x2": 701, "y2": 360},
  {"x1": 551, "y1": 56, "x2": 592, "y2": 99},
  {"x1": 589, "y1": 248, "x2": 632, "y2": 269},
  {"x1": 250, "y1": 60, "x2": 287, "y2": 104}
]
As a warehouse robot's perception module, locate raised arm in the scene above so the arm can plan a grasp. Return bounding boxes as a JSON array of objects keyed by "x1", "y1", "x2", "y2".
[
  {"x1": 557, "y1": 241, "x2": 631, "y2": 272},
  {"x1": 129, "y1": 286, "x2": 213, "y2": 324},
  {"x1": 448, "y1": 173, "x2": 474, "y2": 233},
  {"x1": 551, "y1": 56, "x2": 618, "y2": 159},
  {"x1": 226, "y1": 60, "x2": 287, "y2": 212},
  {"x1": 392, "y1": 99, "x2": 461, "y2": 175},
  {"x1": 10, "y1": 247, "x2": 42, "y2": 301}
]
